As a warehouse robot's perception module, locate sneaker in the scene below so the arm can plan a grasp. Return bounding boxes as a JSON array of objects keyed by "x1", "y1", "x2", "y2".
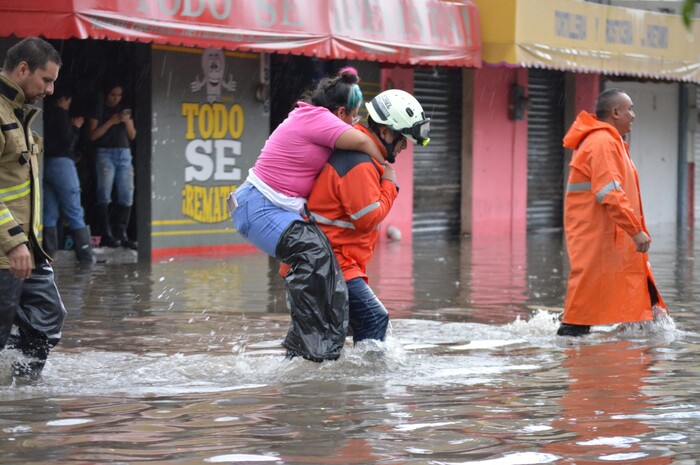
[{"x1": 557, "y1": 323, "x2": 591, "y2": 337}]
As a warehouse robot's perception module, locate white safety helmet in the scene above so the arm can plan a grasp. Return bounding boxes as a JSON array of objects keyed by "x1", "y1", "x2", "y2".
[{"x1": 365, "y1": 89, "x2": 430, "y2": 146}]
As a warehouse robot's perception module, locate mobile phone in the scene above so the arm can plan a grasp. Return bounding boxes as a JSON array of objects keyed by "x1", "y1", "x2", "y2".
[{"x1": 122, "y1": 108, "x2": 132, "y2": 116}]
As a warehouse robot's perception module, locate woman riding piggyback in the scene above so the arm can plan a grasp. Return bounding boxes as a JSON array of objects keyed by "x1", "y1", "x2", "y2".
[{"x1": 231, "y1": 67, "x2": 384, "y2": 362}]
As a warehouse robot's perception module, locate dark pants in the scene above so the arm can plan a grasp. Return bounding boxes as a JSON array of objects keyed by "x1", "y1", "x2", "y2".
[
  {"x1": 0, "y1": 260, "x2": 67, "y2": 368},
  {"x1": 347, "y1": 277, "x2": 389, "y2": 343}
]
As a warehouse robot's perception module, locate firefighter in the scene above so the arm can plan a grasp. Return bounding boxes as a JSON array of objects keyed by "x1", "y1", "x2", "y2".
[{"x1": 0, "y1": 37, "x2": 67, "y2": 377}]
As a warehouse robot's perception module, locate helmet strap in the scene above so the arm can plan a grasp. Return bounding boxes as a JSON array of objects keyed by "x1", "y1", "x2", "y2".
[
  {"x1": 369, "y1": 121, "x2": 403, "y2": 163},
  {"x1": 383, "y1": 133, "x2": 404, "y2": 164}
]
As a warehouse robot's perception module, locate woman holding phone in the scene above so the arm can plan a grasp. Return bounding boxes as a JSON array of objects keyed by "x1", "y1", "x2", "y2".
[{"x1": 88, "y1": 81, "x2": 137, "y2": 250}]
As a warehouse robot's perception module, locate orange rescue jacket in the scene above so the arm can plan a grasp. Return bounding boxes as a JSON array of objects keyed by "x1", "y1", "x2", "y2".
[
  {"x1": 307, "y1": 125, "x2": 398, "y2": 282},
  {"x1": 562, "y1": 111, "x2": 665, "y2": 325}
]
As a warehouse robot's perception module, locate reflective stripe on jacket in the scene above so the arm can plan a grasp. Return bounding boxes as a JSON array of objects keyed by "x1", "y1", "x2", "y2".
[
  {"x1": 0, "y1": 74, "x2": 49, "y2": 268},
  {"x1": 562, "y1": 111, "x2": 664, "y2": 325},
  {"x1": 307, "y1": 125, "x2": 398, "y2": 282}
]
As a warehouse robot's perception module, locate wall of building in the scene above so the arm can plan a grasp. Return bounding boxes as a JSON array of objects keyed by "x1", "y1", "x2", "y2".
[
  {"x1": 378, "y1": 67, "x2": 415, "y2": 243},
  {"x1": 693, "y1": 86, "x2": 700, "y2": 228},
  {"x1": 574, "y1": 74, "x2": 600, "y2": 115},
  {"x1": 150, "y1": 46, "x2": 269, "y2": 258},
  {"x1": 605, "y1": 79, "x2": 680, "y2": 226},
  {"x1": 463, "y1": 66, "x2": 528, "y2": 236}
]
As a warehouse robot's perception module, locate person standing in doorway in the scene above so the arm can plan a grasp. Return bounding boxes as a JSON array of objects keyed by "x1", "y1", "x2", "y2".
[
  {"x1": 0, "y1": 36, "x2": 68, "y2": 377},
  {"x1": 88, "y1": 81, "x2": 137, "y2": 250},
  {"x1": 42, "y1": 83, "x2": 96, "y2": 264},
  {"x1": 558, "y1": 88, "x2": 665, "y2": 337}
]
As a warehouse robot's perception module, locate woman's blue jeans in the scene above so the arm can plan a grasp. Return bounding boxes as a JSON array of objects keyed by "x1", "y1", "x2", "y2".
[
  {"x1": 232, "y1": 183, "x2": 302, "y2": 257},
  {"x1": 96, "y1": 148, "x2": 134, "y2": 207},
  {"x1": 43, "y1": 157, "x2": 87, "y2": 230},
  {"x1": 233, "y1": 182, "x2": 350, "y2": 361},
  {"x1": 347, "y1": 277, "x2": 389, "y2": 343}
]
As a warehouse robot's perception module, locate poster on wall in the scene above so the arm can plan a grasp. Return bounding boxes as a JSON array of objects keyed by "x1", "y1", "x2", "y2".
[{"x1": 151, "y1": 45, "x2": 269, "y2": 254}]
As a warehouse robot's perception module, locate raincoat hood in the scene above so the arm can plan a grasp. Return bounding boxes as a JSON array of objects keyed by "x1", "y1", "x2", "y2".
[{"x1": 563, "y1": 111, "x2": 620, "y2": 151}]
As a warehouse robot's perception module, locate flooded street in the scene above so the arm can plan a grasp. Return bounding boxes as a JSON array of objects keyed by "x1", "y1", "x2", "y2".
[{"x1": 1, "y1": 225, "x2": 699, "y2": 464}]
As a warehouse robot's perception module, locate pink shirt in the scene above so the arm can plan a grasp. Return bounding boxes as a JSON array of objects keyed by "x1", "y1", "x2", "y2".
[{"x1": 252, "y1": 102, "x2": 351, "y2": 198}]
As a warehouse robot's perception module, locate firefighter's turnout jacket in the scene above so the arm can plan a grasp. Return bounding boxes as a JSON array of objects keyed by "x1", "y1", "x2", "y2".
[{"x1": 0, "y1": 73, "x2": 49, "y2": 268}]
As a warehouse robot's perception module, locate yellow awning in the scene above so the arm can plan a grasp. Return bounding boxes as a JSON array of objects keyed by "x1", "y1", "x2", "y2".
[{"x1": 473, "y1": 0, "x2": 700, "y2": 82}]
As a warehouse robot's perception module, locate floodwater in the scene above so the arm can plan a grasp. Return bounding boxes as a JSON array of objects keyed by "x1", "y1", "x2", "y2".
[{"x1": 1, "y1": 225, "x2": 699, "y2": 464}]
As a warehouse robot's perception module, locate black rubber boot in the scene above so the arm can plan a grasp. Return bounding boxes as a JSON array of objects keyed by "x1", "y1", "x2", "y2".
[
  {"x1": 71, "y1": 226, "x2": 96, "y2": 265},
  {"x1": 42, "y1": 226, "x2": 58, "y2": 259},
  {"x1": 10, "y1": 328, "x2": 51, "y2": 380},
  {"x1": 557, "y1": 323, "x2": 591, "y2": 337},
  {"x1": 96, "y1": 204, "x2": 121, "y2": 248},
  {"x1": 113, "y1": 205, "x2": 138, "y2": 251}
]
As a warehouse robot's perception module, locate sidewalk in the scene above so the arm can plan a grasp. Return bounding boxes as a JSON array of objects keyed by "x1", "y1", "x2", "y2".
[{"x1": 53, "y1": 247, "x2": 137, "y2": 265}]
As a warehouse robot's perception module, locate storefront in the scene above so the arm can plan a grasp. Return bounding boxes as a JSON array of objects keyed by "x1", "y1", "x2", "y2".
[
  {"x1": 471, "y1": 0, "x2": 700, "y2": 235},
  {"x1": 526, "y1": 68, "x2": 566, "y2": 230},
  {"x1": 0, "y1": 0, "x2": 481, "y2": 259},
  {"x1": 413, "y1": 67, "x2": 464, "y2": 236}
]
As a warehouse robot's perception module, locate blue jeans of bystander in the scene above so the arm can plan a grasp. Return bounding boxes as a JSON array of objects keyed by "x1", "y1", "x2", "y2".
[
  {"x1": 96, "y1": 148, "x2": 134, "y2": 207},
  {"x1": 43, "y1": 157, "x2": 87, "y2": 230}
]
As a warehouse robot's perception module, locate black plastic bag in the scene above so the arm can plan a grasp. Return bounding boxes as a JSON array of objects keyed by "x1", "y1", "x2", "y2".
[{"x1": 275, "y1": 220, "x2": 348, "y2": 362}]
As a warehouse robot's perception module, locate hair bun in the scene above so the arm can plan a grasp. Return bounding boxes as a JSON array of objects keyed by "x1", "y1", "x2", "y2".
[{"x1": 338, "y1": 66, "x2": 360, "y2": 84}]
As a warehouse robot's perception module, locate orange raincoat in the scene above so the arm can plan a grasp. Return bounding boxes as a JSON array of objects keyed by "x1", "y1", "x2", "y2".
[{"x1": 562, "y1": 111, "x2": 665, "y2": 326}]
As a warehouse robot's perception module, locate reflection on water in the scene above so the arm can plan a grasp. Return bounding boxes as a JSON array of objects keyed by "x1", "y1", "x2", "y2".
[
  {"x1": 544, "y1": 340, "x2": 673, "y2": 464},
  {"x1": 1, "y1": 226, "x2": 699, "y2": 464}
]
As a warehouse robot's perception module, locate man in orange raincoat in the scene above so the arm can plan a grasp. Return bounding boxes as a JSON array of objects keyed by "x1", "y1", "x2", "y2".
[{"x1": 558, "y1": 88, "x2": 665, "y2": 337}]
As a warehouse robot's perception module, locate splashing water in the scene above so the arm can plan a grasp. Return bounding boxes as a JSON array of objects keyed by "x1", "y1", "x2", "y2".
[
  {"x1": 614, "y1": 305, "x2": 682, "y2": 342},
  {"x1": 505, "y1": 309, "x2": 561, "y2": 337},
  {"x1": 336, "y1": 335, "x2": 407, "y2": 370}
]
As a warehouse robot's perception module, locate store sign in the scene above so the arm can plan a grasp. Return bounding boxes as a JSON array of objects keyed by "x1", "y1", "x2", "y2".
[
  {"x1": 137, "y1": 0, "x2": 233, "y2": 19},
  {"x1": 156, "y1": 47, "x2": 245, "y2": 224},
  {"x1": 136, "y1": 0, "x2": 303, "y2": 25},
  {"x1": 475, "y1": 0, "x2": 700, "y2": 82},
  {"x1": 181, "y1": 101, "x2": 243, "y2": 223},
  {"x1": 151, "y1": 46, "x2": 268, "y2": 248},
  {"x1": 0, "y1": 0, "x2": 480, "y2": 67},
  {"x1": 330, "y1": 0, "x2": 473, "y2": 47}
]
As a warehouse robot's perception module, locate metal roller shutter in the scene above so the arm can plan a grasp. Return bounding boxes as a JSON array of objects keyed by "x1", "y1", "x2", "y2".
[
  {"x1": 413, "y1": 68, "x2": 463, "y2": 236},
  {"x1": 527, "y1": 69, "x2": 566, "y2": 230}
]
